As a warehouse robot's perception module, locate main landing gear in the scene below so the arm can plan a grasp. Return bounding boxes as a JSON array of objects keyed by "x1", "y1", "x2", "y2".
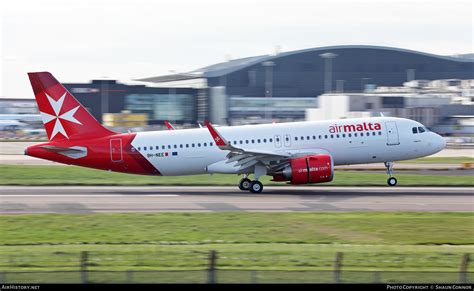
[
  {"x1": 238, "y1": 177, "x2": 251, "y2": 191},
  {"x1": 238, "y1": 164, "x2": 266, "y2": 193},
  {"x1": 384, "y1": 161, "x2": 397, "y2": 186},
  {"x1": 238, "y1": 175, "x2": 263, "y2": 193}
]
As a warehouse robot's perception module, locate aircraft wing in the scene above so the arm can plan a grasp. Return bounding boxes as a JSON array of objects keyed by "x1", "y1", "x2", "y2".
[{"x1": 204, "y1": 120, "x2": 293, "y2": 171}]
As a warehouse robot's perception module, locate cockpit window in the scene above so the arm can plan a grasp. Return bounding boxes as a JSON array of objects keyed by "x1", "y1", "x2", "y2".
[
  {"x1": 412, "y1": 127, "x2": 418, "y2": 134},
  {"x1": 418, "y1": 127, "x2": 426, "y2": 133}
]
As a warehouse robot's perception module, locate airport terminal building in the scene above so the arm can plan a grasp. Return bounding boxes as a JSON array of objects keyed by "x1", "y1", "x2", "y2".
[
  {"x1": 139, "y1": 45, "x2": 474, "y2": 124},
  {"x1": 2, "y1": 45, "x2": 473, "y2": 129}
]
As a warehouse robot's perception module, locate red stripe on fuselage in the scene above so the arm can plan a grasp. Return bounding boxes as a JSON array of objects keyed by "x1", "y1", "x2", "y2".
[{"x1": 25, "y1": 132, "x2": 161, "y2": 176}]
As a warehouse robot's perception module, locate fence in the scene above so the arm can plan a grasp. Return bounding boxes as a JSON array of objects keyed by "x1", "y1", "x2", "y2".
[
  {"x1": 1, "y1": 270, "x2": 473, "y2": 284},
  {"x1": 1, "y1": 250, "x2": 472, "y2": 284}
]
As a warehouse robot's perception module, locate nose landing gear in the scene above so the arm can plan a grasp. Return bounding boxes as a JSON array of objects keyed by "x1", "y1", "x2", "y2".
[{"x1": 384, "y1": 161, "x2": 397, "y2": 186}]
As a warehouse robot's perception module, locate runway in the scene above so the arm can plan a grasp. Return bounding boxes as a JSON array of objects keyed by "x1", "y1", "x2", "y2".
[{"x1": 1, "y1": 186, "x2": 473, "y2": 213}]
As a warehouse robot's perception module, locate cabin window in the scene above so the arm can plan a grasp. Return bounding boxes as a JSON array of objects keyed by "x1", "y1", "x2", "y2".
[
  {"x1": 324, "y1": 135, "x2": 328, "y2": 139},
  {"x1": 269, "y1": 138, "x2": 273, "y2": 142},
  {"x1": 186, "y1": 144, "x2": 189, "y2": 148},
  {"x1": 412, "y1": 127, "x2": 418, "y2": 134},
  {"x1": 204, "y1": 142, "x2": 207, "y2": 147},
  {"x1": 336, "y1": 134, "x2": 339, "y2": 138},
  {"x1": 342, "y1": 134, "x2": 346, "y2": 138},
  {"x1": 378, "y1": 132, "x2": 382, "y2": 135},
  {"x1": 312, "y1": 135, "x2": 316, "y2": 140},
  {"x1": 257, "y1": 139, "x2": 261, "y2": 143},
  {"x1": 180, "y1": 144, "x2": 183, "y2": 148},
  {"x1": 144, "y1": 146, "x2": 147, "y2": 150},
  {"x1": 319, "y1": 135, "x2": 322, "y2": 139},
  {"x1": 306, "y1": 136, "x2": 310, "y2": 140},
  {"x1": 330, "y1": 134, "x2": 334, "y2": 139},
  {"x1": 251, "y1": 139, "x2": 255, "y2": 144},
  {"x1": 263, "y1": 138, "x2": 267, "y2": 143},
  {"x1": 348, "y1": 133, "x2": 351, "y2": 137},
  {"x1": 301, "y1": 136, "x2": 304, "y2": 140},
  {"x1": 138, "y1": 147, "x2": 141, "y2": 151},
  {"x1": 354, "y1": 133, "x2": 358, "y2": 137},
  {"x1": 245, "y1": 140, "x2": 249, "y2": 144},
  {"x1": 210, "y1": 142, "x2": 213, "y2": 146},
  {"x1": 240, "y1": 140, "x2": 243, "y2": 144},
  {"x1": 197, "y1": 143, "x2": 201, "y2": 147},
  {"x1": 372, "y1": 132, "x2": 376, "y2": 136},
  {"x1": 295, "y1": 137, "x2": 298, "y2": 141},
  {"x1": 192, "y1": 143, "x2": 195, "y2": 147}
]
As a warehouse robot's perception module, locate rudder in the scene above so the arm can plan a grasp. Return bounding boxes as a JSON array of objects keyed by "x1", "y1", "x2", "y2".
[{"x1": 28, "y1": 72, "x2": 115, "y2": 141}]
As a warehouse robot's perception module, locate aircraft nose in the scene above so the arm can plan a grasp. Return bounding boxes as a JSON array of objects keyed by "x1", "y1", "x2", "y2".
[{"x1": 433, "y1": 134, "x2": 446, "y2": 152}]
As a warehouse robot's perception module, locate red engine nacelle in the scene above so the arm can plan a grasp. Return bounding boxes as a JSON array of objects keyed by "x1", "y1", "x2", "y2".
[{"x1": 274, "y1": 154, "x2": 334, "y2": 184}]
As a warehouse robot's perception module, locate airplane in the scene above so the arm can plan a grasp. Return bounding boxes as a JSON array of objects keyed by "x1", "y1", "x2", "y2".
[{"x1": 25, "y1": 72, "x2": 446, "y2": 193}]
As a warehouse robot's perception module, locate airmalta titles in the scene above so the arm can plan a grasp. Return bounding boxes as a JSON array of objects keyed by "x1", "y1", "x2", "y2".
[{"x1": 329, "y1": 122, "x2": 382, "y2": 133}]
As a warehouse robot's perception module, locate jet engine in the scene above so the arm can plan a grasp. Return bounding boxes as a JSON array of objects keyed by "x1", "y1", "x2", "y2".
[{"x1": 273, "y1": 154, "x2": 334, "y2": 184}]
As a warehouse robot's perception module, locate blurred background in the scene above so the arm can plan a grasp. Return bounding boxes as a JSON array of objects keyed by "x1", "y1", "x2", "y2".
[
  {"x1": 1, "y1": 0, "x2": 473, "y2": 285},
  {"x1": 1, "y1": 0, "x2": 473, "y2": 141}
]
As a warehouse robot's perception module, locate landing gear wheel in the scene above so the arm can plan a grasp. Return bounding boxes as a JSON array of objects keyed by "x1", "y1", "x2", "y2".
[
  {"x1": 249, "y1": 180, "x2": 263, "y2": 193},
  {"x1": 239, "y1": 178, "x2": 251, "y2": 191},
  {"x1": 387, "y1": 177, "x2": 397, "y2": 186}
]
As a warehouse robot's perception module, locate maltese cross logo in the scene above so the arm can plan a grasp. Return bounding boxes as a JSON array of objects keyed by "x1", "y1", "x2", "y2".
[{"x1": 40, "y1": 92, "x2": 82, "y2": 139}]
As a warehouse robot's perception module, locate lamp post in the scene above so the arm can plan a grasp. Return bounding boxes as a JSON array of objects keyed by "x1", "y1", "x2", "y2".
[
  {"x1": 319, "y1": 52, "x2": 337, "y2": 93},
  {"x1": 100, "y1": 78, "x2": 109, "y2": 124},
  {"x1": 262, "y1": 61, "x2": 275, "y2": 121}
]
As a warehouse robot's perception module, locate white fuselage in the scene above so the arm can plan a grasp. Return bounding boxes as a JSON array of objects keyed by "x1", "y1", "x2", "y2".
[{"x1": 130, "y1": 117, "x2": 446, "y2": 176}]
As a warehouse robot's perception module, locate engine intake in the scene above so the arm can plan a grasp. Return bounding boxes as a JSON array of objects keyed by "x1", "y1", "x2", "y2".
[{"x1": 275, "y1": 154, "x2": 334, "y2": 184}]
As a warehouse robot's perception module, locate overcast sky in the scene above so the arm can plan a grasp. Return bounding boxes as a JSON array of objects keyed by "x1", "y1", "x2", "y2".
[{"x1": 1, "y1": 0, "x2": 473, "y2": 98}]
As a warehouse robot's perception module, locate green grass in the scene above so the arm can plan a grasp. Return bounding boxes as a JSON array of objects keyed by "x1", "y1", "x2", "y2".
[
  {"x1": 1, "y1": 213, "x2": 473, "y2": 283},
  {"x1": 400, "y1": 157, "x2": 474, "y2": 164},
  {"x1": 0, "y1": 213, "x2": 473, "y2": 273},
  {"x1": 2, "y1": 213, "x2": 472, "y2": 246},
  {"x1": 1, "y1": 165, "x2": 473, "y2": 186}
]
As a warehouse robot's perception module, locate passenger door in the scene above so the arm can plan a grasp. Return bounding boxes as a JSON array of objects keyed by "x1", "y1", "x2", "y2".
[{"x1": 385, "y1": 121, "x2": 400, "y2": 145}]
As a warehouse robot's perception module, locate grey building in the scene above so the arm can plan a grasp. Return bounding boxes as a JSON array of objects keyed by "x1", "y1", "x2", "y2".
[{"x1": 138, "y1": 45, "x2": 474, "y2": 124}]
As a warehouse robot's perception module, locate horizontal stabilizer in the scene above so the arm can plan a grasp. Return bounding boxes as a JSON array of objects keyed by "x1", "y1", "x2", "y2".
[{"x1": 41, "y1": 145, "x2": 87, "y2": 159}]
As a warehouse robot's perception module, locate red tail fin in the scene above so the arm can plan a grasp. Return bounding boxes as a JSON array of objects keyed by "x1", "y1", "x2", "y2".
[{"x1": 28, "y1": 72, "x2": 115, "y2": 141}]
